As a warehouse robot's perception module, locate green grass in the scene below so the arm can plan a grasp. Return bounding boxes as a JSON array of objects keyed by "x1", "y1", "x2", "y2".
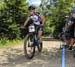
[
  {"x1": 0, "y1": 36, "x2": 51, "y2": 48},
  {"x1": 0, "y1": 39, "x2": 23, "y2": 48}
]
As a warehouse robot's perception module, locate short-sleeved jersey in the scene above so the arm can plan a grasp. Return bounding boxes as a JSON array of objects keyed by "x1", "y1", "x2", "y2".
[{"x1": 29, "y1": 13, "x2": 41, "y2": 25}]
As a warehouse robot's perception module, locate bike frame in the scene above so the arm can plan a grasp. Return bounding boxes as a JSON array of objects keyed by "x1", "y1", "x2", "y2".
[{"x1": 29, "y1": 26, "x2": 39, "y2": 46}]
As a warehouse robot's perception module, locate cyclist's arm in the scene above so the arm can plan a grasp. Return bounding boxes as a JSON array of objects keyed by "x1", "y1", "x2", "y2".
[
  {"x1": 40, "y1": 15, "x2": 45, "y2": 25},
  {"x1": 24, "y1": 17, "x2": 30, "y2": 27}
]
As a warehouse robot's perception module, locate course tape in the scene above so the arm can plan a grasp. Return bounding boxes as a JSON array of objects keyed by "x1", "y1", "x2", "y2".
[{"x1": 62, "y1": 46, "x2": 66, "y2": 67}]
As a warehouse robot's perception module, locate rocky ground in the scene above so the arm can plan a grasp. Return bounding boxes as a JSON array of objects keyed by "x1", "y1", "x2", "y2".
[{"x1": 0, "y1": 41, "x2": 75, "y2": 67}]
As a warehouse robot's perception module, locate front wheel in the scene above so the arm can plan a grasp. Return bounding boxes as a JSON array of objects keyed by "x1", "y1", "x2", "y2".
[{"x1": 24, "y1": 34, "x2": 35, "y2": 59}]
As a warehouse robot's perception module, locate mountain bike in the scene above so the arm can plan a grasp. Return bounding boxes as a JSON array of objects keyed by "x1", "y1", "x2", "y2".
[{"x1": 24, "y1": 24, "x2": 43, "y2": 59}]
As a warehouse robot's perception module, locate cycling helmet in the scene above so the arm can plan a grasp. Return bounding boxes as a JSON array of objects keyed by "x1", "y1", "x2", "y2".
[{"x1": 28, "y1": 5, "x2": 35, "y2": 10}]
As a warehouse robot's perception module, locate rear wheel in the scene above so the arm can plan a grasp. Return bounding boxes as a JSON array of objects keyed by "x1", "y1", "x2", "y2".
[
  {"x1": 37, "y1": 42, "x2": 43, "y2": 52},
  {"x1": 24, "y1": 34, "x2": 35, "y2": 59}
]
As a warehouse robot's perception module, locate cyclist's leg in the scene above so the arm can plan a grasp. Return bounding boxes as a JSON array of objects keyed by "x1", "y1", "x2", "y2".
[
  {"x1": 68, "y1": 38, "x2": 74, "y2": 50},
  {"x1": 38, "y1": 27, "x2": 43, "y2": 43},
  {"x1": 64, "y1": 38, "x2": 74, "y2": 50},
  {"x1": 64, "y1": 32, "x2": 71, "y2": 47},
  {"x1": 68, "y1": 31, "x2": 75, "y2": 50}
]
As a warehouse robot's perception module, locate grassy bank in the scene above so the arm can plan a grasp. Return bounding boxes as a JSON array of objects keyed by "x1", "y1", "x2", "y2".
[
  {"x1": 0, "y1": 36, "x2": 56, "y2": 48},
  {"x1": 0, "y1": 39, "x2": 23, "y2": 48}
]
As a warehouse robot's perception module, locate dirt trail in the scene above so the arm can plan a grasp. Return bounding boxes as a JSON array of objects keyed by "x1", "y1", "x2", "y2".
[{"x1": 0, "y1": 41, "x2": 75, "y2": 67}]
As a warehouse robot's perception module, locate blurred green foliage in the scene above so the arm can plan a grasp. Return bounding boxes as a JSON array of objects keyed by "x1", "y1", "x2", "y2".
[
  {"x1": 0, "y1": 0, "x2": 28, "y2": 40},
  {"x1": 0, "y1": 0, "x2": 74, "y2": 42},
  {"x1": 42, "y1": 0, "x2": 74, "y2": 37}
]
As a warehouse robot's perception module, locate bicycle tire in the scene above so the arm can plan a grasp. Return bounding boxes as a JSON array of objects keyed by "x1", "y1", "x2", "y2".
[
  {"x1": 24, "y1": 34, "x2": 35, "y2": 59},
  {"x1": 37, "y1": 42, "x2": 43, "y2": 52}
]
